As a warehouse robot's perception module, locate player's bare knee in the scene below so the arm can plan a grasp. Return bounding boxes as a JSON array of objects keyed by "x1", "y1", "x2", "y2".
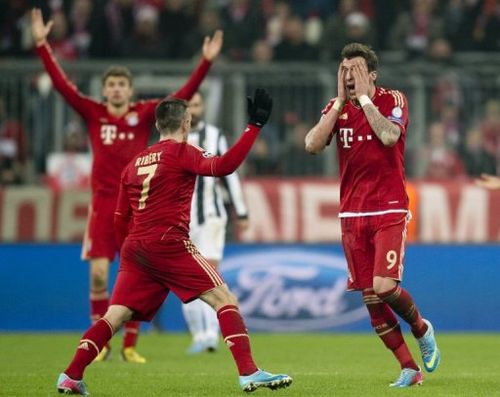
[
  {"x1": 373, "y1": 276, "x2": 397, "y2": 296},
  {"x1": 90, "y1": 259, "x2": 110, "y2": 289},
  {"x1": 104, "y1": 305, "x2": 133, "y2": 330},
  {"x1": 213, "y1": 284, "x2": 235, "y2": 304},
  {"x1": 90, "y1": 272, "x2": 108, "y2": 290},
  {"x1": 373, "y1": 284, "x2": 386, "y2": 296},
  {"x1": 200, "y1": 284, "x2": 237, "y2": 310},
  {"x1": 225, "y1": 290, "x2": 238, "y2": 306}
]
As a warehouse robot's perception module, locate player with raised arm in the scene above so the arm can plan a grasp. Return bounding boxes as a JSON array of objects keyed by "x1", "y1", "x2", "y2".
[
  {"x1": 183, "y1": 91, "x2": 250, "y2": 354},
  {"x1": 31, "y1": 8, "x2": 223, "y2": 363},
  {"x1": 55, "y1": 89, "x2": 292, "y2": 395},
  {"x1": 305, "y1": 43, "x2": 441, "y2": 388}
]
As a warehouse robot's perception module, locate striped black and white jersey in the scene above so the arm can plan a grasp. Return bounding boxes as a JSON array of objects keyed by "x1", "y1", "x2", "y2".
[{"x1": 188, "y1": 121, "x2": 248, "y2": 226}]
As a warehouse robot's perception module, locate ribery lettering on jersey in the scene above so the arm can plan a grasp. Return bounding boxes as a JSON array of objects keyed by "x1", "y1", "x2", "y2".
[
  {"x1": 100, "y1": 124, "x2": 136, "y2": 145},
  {"x1": 135, "y1": 151, "x2": 162, "y2": 167}
]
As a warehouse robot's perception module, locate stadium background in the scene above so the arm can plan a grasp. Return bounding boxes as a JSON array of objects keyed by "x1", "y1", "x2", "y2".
[{"x1": 0, "y1": 1, "x2": 499, "y2": 394}]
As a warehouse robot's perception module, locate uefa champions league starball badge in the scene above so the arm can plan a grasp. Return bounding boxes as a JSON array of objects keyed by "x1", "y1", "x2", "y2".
[
  {"x1": 391, "y1": 107, "x2": 403, "y2": 118},
  {"x1": 126, "y1": 112, "x2": 139, "y2": 126}
]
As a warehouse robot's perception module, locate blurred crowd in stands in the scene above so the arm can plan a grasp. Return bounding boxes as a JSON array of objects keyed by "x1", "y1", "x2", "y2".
[
  {"x1": 0, "y1": 0, "x2": 499, "y2": 185},
  {"x1": 2, "y1": 0, "x2": 500, "y2": 61}
]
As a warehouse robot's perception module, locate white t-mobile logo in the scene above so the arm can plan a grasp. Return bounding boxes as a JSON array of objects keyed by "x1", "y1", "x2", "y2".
[
  {"x1": 339, "y1": 128, "x2": 354, "y2": 148},
  {"x1": 100, "y1": 125, "x2": 117, "y2": 145}
]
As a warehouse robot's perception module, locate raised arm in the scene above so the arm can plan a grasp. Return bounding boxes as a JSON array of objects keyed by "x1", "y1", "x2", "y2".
[
  {"x1": 218, "y1": 134, "x2": 249, "y2": 220},
  {"x1": 305, "y1": 98, "x2": 342, "y2": 154},
  {"x1": 305, "y1": 66, "x2": 346, "y2": 154},
  {"x1": 352, "y1": 61, "x2": 401, "y2": 147},
  {"x1": 184, "y1": 89, "x2": 272, "y2": 177},
  {"x1": 172, "y1": 30, "x2": 224, "y2": 101},
  {"x1": 31, "y1": 8, "x2": 94, "y2": 116}
]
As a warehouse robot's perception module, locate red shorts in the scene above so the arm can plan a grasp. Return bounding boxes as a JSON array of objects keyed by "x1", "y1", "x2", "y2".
[
  {"x1": 110, "y1": 239, "x2": 224, "y2": 321},
  {"x1": 341, "y1": 212, "x2": 410, "y2": 291},
  {"x1": 81, "y1": 194, "x2": 118, "y2": 262}
]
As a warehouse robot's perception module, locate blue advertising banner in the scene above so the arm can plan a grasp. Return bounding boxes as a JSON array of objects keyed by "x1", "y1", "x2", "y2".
[
  {"x1": 221, "y1": 245, "x2": 367, "y2": 332},
  {"x1": 221, "y1": 244, "x2": 500, "y2": 332},
  {"x1": 0, "y1": 243, "x2": 499, "y2": 332}
]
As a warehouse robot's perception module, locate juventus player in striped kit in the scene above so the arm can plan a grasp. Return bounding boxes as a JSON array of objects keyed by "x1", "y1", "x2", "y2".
[
  {"x1": 55, "y1": 89, "x2": 292, "y2": 395},
  {"x1": 305, "y1": 43, "x2": 441, "y2": 388},
  {"x1": 183, "y1": 91, "x2": 249, "y2": 354},
  {"x1": 31, "y1": 8, "x2": 222, "y2": 364}
]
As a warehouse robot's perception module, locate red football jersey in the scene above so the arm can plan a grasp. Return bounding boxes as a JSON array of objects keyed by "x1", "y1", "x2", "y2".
[
  {"x1": 322, "y1": 87, "x2": 409, "y2": 215},
  {"x1": 37, "y1": 43, "x2": 210, "y2": 195},
  {"x1": 115, "y1": 125, "x2": 260, "y2": 242}
]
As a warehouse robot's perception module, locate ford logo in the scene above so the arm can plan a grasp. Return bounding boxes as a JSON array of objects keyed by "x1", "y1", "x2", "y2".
[{"x1": 221, "y1": 248, "x2": 367, "y2": 331}]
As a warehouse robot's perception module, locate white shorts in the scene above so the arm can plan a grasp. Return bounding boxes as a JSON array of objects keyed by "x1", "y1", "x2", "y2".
[{"x1": 189, "y1": 217, "x2": 227, "y2": 261}]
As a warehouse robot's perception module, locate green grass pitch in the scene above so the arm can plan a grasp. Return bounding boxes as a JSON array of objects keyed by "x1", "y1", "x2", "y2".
[{"x1": 1, "y1": 333, "x2": 499, "y2": 396}]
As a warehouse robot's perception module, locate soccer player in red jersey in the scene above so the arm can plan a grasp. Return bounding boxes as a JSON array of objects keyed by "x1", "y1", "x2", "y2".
[
  {"x1": 305, "y1": 43, "x2": 441, "y2": 388},
  {"x1": 55, "y1": 89, "x2": 292, "y2": 395},
  {"x1": 31, "y1": 8, "x2": 223, "y2": 363}
]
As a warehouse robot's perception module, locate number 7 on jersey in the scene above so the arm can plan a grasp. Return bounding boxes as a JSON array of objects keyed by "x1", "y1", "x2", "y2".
[{"x1": 137, "y1": 164, "x2": 158, "y2": 209}]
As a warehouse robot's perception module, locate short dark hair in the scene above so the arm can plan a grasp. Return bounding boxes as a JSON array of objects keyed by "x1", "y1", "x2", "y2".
[
  {"x1": 155, "y1": 98, "x2": 188, "y2": 134},
  {"x1": 101, "y1": 66, "x2": 133, "y2": 85},
  {"x1": 340, "y1": 43, "x2": 378, "y2": 72}
]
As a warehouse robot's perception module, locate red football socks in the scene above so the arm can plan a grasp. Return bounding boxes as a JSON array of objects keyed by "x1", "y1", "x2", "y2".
[
  {"x1": 363, "y1": 290, "x2": 419, "y2": 370},
  {"x1": 91, "y1": 294, "x2": 140, "y2": 349},
  {"x1": 378, "y1": 285, "x2": 428, "y2": 339},
  {"x1": 123, "y1": 321, "x2": 140, "y2": 348},
  {"x1": 65, "y1": 318, "x2": 114, "y2": 380},
  {"x1": 217, "y1": 305, "x2": 258, "y2": 376},
  {"x1": 90, "y1": 291, "x2": 111, "y2": 351},
  {"x1": 90, "y1": 293, "x2": 108, "y2": 324}
]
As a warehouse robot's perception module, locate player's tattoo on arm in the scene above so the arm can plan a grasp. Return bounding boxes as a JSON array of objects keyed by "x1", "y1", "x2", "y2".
[{"x1": 362, "y1": 104, "x2": 401, "y2": 146}]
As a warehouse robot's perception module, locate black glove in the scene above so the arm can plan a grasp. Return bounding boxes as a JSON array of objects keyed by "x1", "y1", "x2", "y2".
[{"x1": 247, "y1": 88, "x2": 273, "y2": 127}]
